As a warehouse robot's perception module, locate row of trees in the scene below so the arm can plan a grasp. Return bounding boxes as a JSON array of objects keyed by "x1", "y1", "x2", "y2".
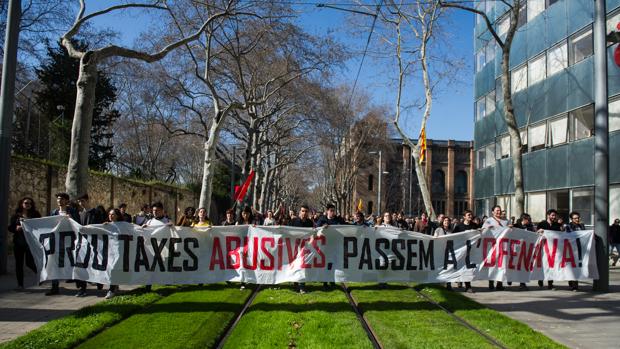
[{"x1": 5, "y1": 0, "x2": 528, "y2": 219}]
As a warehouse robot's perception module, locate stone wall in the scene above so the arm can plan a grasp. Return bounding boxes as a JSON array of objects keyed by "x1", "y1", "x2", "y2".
[{"x1": 8, "y1": 156, "x2": 198, "y2": 224}]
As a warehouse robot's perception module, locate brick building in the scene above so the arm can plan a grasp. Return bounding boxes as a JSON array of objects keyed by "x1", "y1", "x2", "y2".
[{"x1": 353, "y1": 138, "x2": 474, "y2": 218}]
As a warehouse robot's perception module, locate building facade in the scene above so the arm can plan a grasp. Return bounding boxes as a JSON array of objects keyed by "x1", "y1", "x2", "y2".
[
  {"x1": 353, "y1": 138, "x2": 474, "y2": 218},
  {"x1": 473, "y1": 0, "x2": 620, "y2": 224}
]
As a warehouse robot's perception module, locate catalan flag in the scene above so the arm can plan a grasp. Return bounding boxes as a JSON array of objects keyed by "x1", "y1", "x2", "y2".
[
  {"x1": 357, "y1": 198, "x2": 363, "y2": 212},
  {"x1": 419, "y1": 127, "x2": 427, "y2": 164}
]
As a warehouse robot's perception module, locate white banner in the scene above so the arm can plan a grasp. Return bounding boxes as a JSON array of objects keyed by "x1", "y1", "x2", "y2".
[{"x1": 22, "y1": 216, "x2": 598, "y2": 285}]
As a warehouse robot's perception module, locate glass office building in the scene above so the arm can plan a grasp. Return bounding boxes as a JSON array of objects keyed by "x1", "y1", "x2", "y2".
[{"x1": 473, "y1": 0, "x2": 620, "y2": 224}]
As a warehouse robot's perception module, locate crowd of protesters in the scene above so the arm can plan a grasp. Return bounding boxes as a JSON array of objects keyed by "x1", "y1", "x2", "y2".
[{"x1": 8, "y1": 193, "x2": 620, "y2": 296}]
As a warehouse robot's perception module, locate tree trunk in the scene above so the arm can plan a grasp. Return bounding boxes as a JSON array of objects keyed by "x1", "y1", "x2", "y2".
[
  {"x1": 501, "y1": 47, "x2": 524, "y2": 218},
  {"x1": 65, "y1": 55, "x2": 98, "y2": 199},
  {"x1": 199, "y1": 121, "x2": 221, "y2": 216}
]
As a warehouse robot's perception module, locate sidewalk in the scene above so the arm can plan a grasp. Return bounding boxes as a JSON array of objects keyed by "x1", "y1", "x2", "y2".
[
  {"x1": 464, "y1": 264, "x2": 620, "y2": 349},
  {"x1": 0, "y1": 257, "x2": 133, "y2": 344}
]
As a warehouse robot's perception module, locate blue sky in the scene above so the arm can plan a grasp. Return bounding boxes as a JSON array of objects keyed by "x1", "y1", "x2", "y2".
[{"x1": 88, "y1": 1, "x2": 475, "y2": 141}]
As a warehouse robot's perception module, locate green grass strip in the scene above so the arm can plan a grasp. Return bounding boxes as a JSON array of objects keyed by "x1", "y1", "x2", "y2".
[
  {"x1": 1, "y1": 286, "x2": 176, "y2": 349},
  {"x1": 415, "y1": 284, "x2": 567, "y2": 349},
  {"x1": 77, "y1": 284, "x2": 252, "y2": 349},
  {"x1": 223, "y1": 283, "x2": 374, "y2": 349},
  {"x1": 348, "y1": 283, "x2": 496, "y2": 349}
]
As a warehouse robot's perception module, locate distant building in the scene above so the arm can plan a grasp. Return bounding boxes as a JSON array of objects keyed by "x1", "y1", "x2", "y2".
[
  {"x1": 472, "y1": 0, "x2": 620, "y2": 224},
  {"x1": 353, "y1": 138, "x2": 474, "y2": 217}
]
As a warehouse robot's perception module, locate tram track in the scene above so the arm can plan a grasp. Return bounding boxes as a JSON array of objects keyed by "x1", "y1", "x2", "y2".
[
  {"x1": 213, "y1": 284, "x2": 262, "y2": 349},
  {"x1": 410, "y1": 285, "x2": 508, "y2": 349},
  {"x1": 341, "y1": 283, "x2": 384, "y2": 349}
]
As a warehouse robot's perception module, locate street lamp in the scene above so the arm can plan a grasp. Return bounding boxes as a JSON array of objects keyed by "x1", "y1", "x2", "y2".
[{"x1": 369, "y1": 150, "x2": 389, "y2": 216}]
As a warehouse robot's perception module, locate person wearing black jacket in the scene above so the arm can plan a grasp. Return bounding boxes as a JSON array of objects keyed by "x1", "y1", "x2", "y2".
[
  {"x1": 8, "y1": 197, "x2": 41, "y2": 290},
  {"x1": 47, "y1": 192, "x2": 80, "y2": 296},
  {"x1": 315, "y1": 204, "x2": 346, "y2": 226},
  {"x1": 565, "y1": 211, "x2": 585, "y2": 291},
  {"x1": 316, "y1": 204, "x2": 345, "y2": 290},
  {"x1": 513, "y1": 213, "x2": 536, "y2": 290},
  {"x1": 611, "y1": 219, "x2": 620, "y2": 266},
  {"x1": 453, "y1": 210, "x2": 478, "y2": 293},
  {"x1": 289, "y1": 205, "x2": 314, "y2": 294},
  {"x1": 76, "y1": 194, "x2": 105, "y2": 297},
  {"x1": 537, "y1": 209, "x2": 562, "y2": 290}
]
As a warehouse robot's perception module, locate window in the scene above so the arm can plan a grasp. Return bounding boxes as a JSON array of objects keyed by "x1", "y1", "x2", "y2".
[
  {"x1": 547, "y1": 42, "x2": 568, "y2": 76},
  {"x1": 432, "y1": 170, "x2": 445, "y2": 193},
  {"x1": 498, "y1": 15, "x2": 509, "y2": 38},
  {"x1": 520, "y1": 129, "x2": 528, "y2": 153},
  {"x1": 496, "y1": 78, "x2": 503, "y2": 104},
  {"x1": 476, "y1": 49, "x2": 486, "y2": 72},
  {"x1": 485, "y1": 0, "x2": 495, "y2": 13},
  {"x1": 485, "y1": 144, "x2": 495, "y2": 166},
  {"x1": 570, "y1": 105, "x2": 594, "y2": 141},
  {"x1": 486, "y1": 90, "x2": 496, "y2": 114},
  {"x1": 527, "y1": 191, "x2": 547, "y2": 222},
  {"x1": 455, "y1": 200, "x2": 468, "y2": 217},
  {"x1": 433, "y1": 200, "x2": 446, "y2": 216},
  {"x1": 528, "y1": 54, "x2": 546, "y2": 86},
  {"x1": 476, "y1": 97, "x2": 486, "y2": 120},
  {"x1": 486, "y1": 41, "x2": 496, "y2": 64},
  {"x1": 500, "y1": 135, "x2": 510, "y2": 158},
  {"x1": 455, "y1": 171, "x2": 467, "y2": 194},
  {"x1": 548, "y1": 115, "x2": 568, "y2": 146},
  {"x1": 367, "y1": 201, "x2": 373, "y2": 215},
  {"x1": 517, "y1": 4, "x2": 527, "y2": 28},
  {"x1": 477, "y1": 148, "x2": 486, "y2": 169},
  {"x1": 546, "y1": 0, "x2": 559, "y2": 8},
  {"x1": 527, "y1": 0, "x2": 544, "y2": 22},
  {"x1": 571, "y1": 188, "x2": 593, "y2": 226},
  {"x1": 368, "y1": 174, "x2": 374, "y2": 191},
  {"x1": 607, "y1": 10, "x2": 620, "y2": 40},
  {"x1": 547, "y1": 190, "x2": 570, "y2": 221},
  {"x1": 569, "y1": 27, "x2": 593, "y2": 65},
  {"x1": 511, "y1": 65, "x2": 528, "y2": 93},
  {"x1": 609, "y1": 97, "x2": 620, "y2": 132},
  {"x1": 528, "y1": 122, "x2": 546, "y2": 152}
]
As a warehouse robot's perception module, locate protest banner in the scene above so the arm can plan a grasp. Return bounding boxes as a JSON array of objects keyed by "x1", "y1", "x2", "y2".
[{"x1": 22, "y1": 216, "x2": 598, "y2": 285}]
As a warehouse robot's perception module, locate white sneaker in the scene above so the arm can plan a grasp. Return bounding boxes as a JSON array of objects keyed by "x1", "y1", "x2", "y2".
[{"x1": 105, "y1": 290, "x2": 115, "y2": 299}]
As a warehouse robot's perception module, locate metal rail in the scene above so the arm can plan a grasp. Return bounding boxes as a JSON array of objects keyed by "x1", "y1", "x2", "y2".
[
  {"x1": 214, "y1": 284, "x2": 262, "y2": 349},
  {"x1": 341, "y1": 283, "x2": 383, "y2": 349}
]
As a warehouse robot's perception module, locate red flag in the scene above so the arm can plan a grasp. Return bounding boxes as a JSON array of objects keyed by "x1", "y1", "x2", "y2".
[{"x1": 234, "y1": 169, "x2": 255, "y2": 202}]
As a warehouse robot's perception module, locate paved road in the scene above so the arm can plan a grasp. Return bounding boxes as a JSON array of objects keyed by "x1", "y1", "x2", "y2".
[
  {"x1": 0, "y1": 258, "x2": 133, "y2": 344},
  {"x1": 463, "y1": 264, "x2": 620, "y2": 349}
]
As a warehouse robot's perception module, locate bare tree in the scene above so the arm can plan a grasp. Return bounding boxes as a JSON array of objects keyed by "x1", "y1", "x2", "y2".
[
  {"x1": 59, "y1": 0, "x2": 236, "y2": 198},
  {"x1": 155, "y1": 3, "x2": 338, "y2": 215},
  {"x1": 362, "y1": 1, "x2": 442, "y2": 220},
  {"x1": 440, "y1": 0, "x2": 526, "y2": 217}
]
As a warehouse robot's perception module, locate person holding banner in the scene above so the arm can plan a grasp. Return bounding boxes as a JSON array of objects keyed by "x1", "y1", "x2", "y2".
[
  {"x1": 192, "y1": 208, "x2": 211, "y2": 228},
  {"x1": 536, "y1": 209, "x2": 562, "y2": 290},
  {"x1": 353, "y1": 211, "x2": 370, "y2": 227},
  {"x1": 75, "y1": 194, "x2": 104, "y2": 297},
  {"x1": 143, "y1": 202, "x2": 172, "y2": 227},
  {"x1": 263, "y1": 210, "x2": 276, "y2": 226},
  {"x1": 453, "y1": 210, "x2": 478, "y2": 293},
  {"x1": 46, "y1": 193, "x2": 80, "y2": 296},
  {"x1": 565, "y1": 211, "x2": 585, "y2": 291},
  {"x1": 103, "y1": 208, "x2": 123, "y2": 299},
  {"x1": 316, "y1": 204, "x2": 346, "y2": 290},
  {"x1": 8, "y1": 197, "x2": 41, "y2": 290},
  {"x1": 434, "y1": 216, "x2": 455, "y2": 291},
  {"x1": 289, "y1": 205, "x2": 314, "y2": 294},
  {"x1": 142, "y1": 202, "x2": 171, "y2": 292},
  {"x1": 221, "y1": 209, "x2": 236, "y2": 226},
  {"x1": 483, "y1": 205, "x2": 510, "y2": 291}
]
